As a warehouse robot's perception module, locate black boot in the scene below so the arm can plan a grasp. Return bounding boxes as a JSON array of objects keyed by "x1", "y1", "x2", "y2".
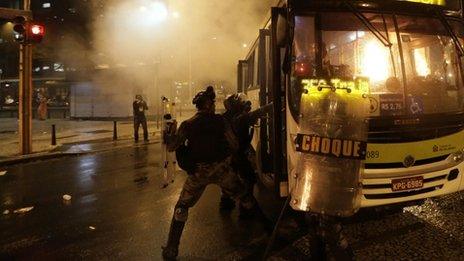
[
  {"x1": 324, "y1": 227, "x2": 354, "y2": 261},
  {"x1": 162, "y1": 219, "x2": 185, "y2": 261},
  {"x1": 320, "y1": 217, "x2": 354, "y2": 261},
  {"x1": 305, "y1": 213, "x2": 326, "y2": 260},
  {"x1": 309, "y1": 235, "x2": 326, "y2": 261},
  {"x1": 219, "y1": 195, "x2": 236, "y2": 211}
]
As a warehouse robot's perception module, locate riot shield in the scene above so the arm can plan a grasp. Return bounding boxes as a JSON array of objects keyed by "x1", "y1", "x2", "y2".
[
  {"x1": 161, "y1": 97, "x2": 177, "y2": 187},
  {"x1": 290, "y1": 78, "x2": 369, "y2": 217}
]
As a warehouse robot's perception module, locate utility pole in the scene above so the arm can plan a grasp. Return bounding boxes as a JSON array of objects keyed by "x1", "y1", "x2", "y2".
[
  {"x1": 188, "y1": 35, "x2": 192, "y2": 103},
  {"x1": 155, "y1": 61, "x2": 160, "y2": 129},
  {"x1": 18, "y1": 0, "x2": 33, "y2": 154},
  {"x1": 154, "y1": 50, "x2": 163, "y2": 130}
]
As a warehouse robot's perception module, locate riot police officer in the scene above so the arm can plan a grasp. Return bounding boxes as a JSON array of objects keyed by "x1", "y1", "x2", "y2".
[
  {"x1": 220, "y1": 94, "x2": 272, "y2": 216},
  {"x1": 162, "y1": 86, "x2": 271, "y2": 260},
  {"x1": 218, "y1": 93, "x2": 246, "y2": 210}
]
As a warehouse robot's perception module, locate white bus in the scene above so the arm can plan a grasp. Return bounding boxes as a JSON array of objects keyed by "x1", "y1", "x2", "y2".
[{"x1": 238, "y1": 0, "x2": 464, "y2": 208}]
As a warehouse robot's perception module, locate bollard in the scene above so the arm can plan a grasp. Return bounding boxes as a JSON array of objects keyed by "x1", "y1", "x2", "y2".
[
  {"x1": 113, "y1": 121, "x2": 118, "y2": 141},
  {"x1": 51, "y1": 124, "x2": 56, "y2": 146}
]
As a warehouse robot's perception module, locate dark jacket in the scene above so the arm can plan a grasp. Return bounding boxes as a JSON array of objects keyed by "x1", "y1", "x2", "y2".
[
  {"x1": 231, "y1": 103, "x2": 273, "y2": 152},
  {"x1": 168, "y1": 112, "x2": 238, "y2": 164},
  {"x1": 133, "y1": 100, "x2": 148, "y2": 119}
]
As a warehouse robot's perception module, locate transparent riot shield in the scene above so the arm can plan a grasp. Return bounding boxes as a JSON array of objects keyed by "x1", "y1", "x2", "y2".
[
  {"x1": 161, "y1": 97, "x2": 177, "y2": 188},
  {"x1": 290, "y1": 78, "x2": 369, "y2": 217}
]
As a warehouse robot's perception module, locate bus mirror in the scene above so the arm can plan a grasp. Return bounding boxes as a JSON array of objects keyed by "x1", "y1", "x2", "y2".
[{"x1": 276, "y1": 13, "x2": 288, "y2": 47}]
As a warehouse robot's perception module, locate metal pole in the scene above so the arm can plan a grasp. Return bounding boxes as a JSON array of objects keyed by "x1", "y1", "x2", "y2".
[
  {"x1": 51, "y1": 124, "x2": 56, "y2": 146},
  {"x1": 113, "y1": 121, "x2": 118, "y2": 141},
  {"x1": 188, "y1": 35, "x2": 192, "y2": 103},
  {"x1": 393, "y1": 14, "x2": 409, "y2": 114},
  {"x1": 155, "y1": 61, "x2": 160, "y2": 129},
  {"x1": 18, "y1": 0, "x2": 32, "y2": 154}
]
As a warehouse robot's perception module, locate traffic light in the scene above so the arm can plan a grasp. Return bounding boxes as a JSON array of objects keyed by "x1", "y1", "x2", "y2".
[
  {"x1": 28, "y1": 24, "x2": 45, "y2": 43},
  {"x1": 12, "y1": 16, "x2": 45, "y2": 44},
  {"x1": 12, "y1": 16, "x2": 27, "y2": 43}
]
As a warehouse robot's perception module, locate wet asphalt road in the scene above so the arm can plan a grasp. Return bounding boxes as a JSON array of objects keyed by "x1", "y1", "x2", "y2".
[
  {"x1": 0, "y1": 143, "x2": 268, "y2": 260},
  {"x1": 1, "y1": 143, "x2": 464, "y2": 260}
]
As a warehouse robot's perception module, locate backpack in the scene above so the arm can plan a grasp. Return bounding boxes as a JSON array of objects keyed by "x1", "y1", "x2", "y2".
[{"x1": 175, "y1": 142, "x2": 195, "y2": 174}]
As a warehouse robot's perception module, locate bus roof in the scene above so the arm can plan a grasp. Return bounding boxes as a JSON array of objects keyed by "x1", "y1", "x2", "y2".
[{"x1": 284, "y1": 0, "x2": 461, "y2": 17}]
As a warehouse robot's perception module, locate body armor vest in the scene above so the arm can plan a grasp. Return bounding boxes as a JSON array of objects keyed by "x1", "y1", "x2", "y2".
[{"x1": 186, "y1": 113, "x2": 230, "y2": 164}]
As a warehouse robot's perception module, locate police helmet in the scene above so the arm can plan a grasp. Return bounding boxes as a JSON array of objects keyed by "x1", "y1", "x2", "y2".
[
  {"x1": 193, "y1": 86, "x2": 216, "y2": 109},
  {"x1": 224, "y1": 93, "x2": 249, "y2": 113}
]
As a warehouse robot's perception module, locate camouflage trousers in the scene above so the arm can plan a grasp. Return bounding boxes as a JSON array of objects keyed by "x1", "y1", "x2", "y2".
[{"x1": 173, "y1": 157, "x2": 254, "y2": 222}]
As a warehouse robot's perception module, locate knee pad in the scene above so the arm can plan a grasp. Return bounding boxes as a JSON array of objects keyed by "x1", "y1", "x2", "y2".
[{"x1": 174, "y1": 207, "x2": 188, "y2": 222}]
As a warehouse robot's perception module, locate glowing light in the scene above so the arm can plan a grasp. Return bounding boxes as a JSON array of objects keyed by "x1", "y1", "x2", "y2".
[
  {"x1": 31, "y1": 25, "x2": 44, "y2": 35},
  {"x1": 151, "y1": 2, "x2": 168, "y2": 21},
  {"x1": 172, "y1": 11, "x2": 180, "y2": 19},
  {"x1": 349, "y1": 31, "x2": 365, "y2": 42},
  {"x1": 301, "y1": 77, "x2": 369, "y2": 95},
  {"x1": 360, "y1": 41, "x2": 389, "y2": 82},
  {"x1": 242, "y1": 43, "x2": 248, "y2": 48},
  {"x1": 404, "y1": 0, "x2": 445, "y2": 6},
  {"x1": 413, "y1": 48, "x2": 430, "y2": 76},
  {"x1": 138, "y1": 1, "x2": 168, "y2": 26}
]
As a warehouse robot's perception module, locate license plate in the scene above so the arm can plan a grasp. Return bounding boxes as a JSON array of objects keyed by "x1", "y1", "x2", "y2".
[{"x1": 391, "y1": 176, "x2": 424, "y2": 192}]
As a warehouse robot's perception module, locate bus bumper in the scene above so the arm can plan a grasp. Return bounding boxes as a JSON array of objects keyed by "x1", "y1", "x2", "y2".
[{"x1": 361, "y1": 161, "x2": 464, "y2": 208}]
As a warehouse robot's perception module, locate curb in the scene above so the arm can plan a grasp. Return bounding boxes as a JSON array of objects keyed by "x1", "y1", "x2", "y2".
[
  {"x1": 0, "y1": 152, "x2": 80, "y2": 167},
  {"x1": 0, "y1": 139, "x2": 160, "y2": 167}
]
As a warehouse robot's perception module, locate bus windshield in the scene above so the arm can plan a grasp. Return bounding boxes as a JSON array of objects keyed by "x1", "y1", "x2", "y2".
[{"x1": 291, "y1": 12, "x2": 464, "y2": 118}]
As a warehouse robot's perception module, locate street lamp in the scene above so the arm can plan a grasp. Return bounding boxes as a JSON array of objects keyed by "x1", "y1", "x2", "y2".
[{"x1": 137, "y1": 1, "x2": 168, "y2": 26}]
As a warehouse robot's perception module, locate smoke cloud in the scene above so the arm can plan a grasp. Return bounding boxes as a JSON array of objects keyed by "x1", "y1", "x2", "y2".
[
  {"x1": 64, "y1": 0, "x2": 276, "y2": 117},
  {"x1": 95, "y1": 1, "x2": 274, "y2": 85}
]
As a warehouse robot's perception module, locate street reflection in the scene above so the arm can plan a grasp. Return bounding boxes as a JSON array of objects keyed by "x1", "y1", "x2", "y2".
[
  {"x1": 75, "y1": 157, "x2": 98, "y2": 190},
  {"x1": 133, "y1": 146, "x2": 149, "y2": 187}
]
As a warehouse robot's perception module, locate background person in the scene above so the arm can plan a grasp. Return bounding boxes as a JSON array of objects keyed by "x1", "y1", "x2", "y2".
[
  {"x1": 133, "y1": 94, "x2": 149, "y2": 142},
  {"x1": 37, "y1": 92, "x2": 48, "y2": 121}
]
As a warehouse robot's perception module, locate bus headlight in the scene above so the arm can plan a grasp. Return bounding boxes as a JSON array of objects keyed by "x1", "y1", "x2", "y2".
[{"x1": 451, "y1": 150, "x2": 464, "y2": 162}]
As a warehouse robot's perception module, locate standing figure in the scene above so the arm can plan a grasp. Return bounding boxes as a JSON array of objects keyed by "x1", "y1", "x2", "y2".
[
  {"x1": 217, "y1": 94, "x2": 245, "y2": 210},
  {"x1": 37, "y1": 92, "x2": 48, "y2": 120},
  {"x1": 133, "y1": 94, "x2": 149, "y2": 142},
  {"x1": 220, "y1": 94, "x2": 273, "y2": 217},
  {"x1": 161, "y1": 96, "x2": 177, "y2": 188},
  {"x1": 162, "y1": 86, "x2": 271, "y2": 260}
]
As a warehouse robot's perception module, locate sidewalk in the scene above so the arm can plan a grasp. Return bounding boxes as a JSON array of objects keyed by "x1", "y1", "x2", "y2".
[{"x1": 0, "y1": 114, "x2": 191, "y2": 164}]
